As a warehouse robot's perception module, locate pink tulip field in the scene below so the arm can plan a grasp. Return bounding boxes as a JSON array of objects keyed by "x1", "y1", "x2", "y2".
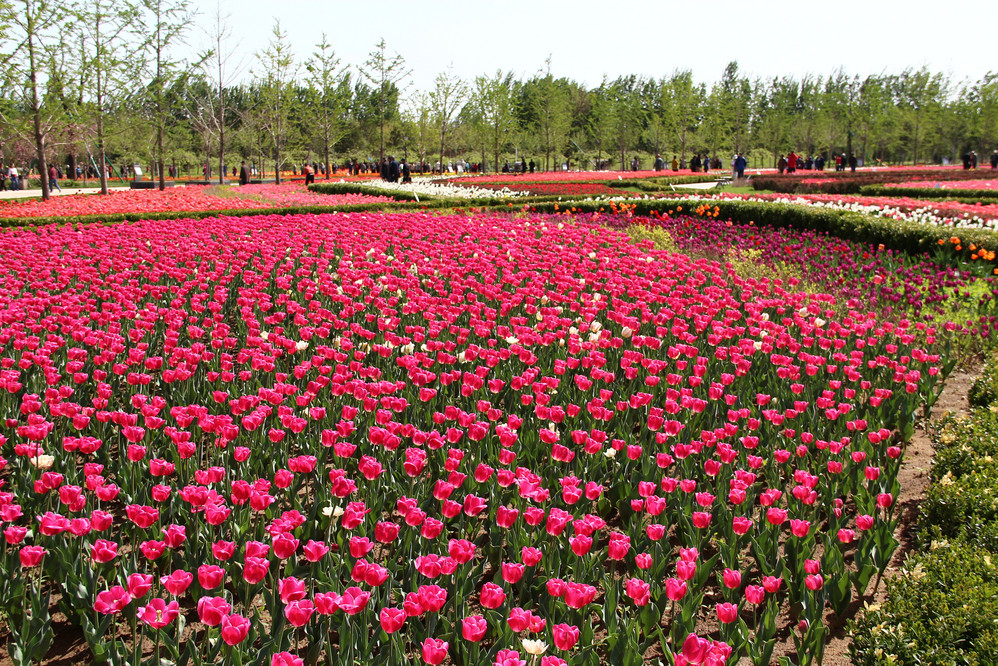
[{"x1": 0, "y1": 204, "x2": 960, "y2": 666}]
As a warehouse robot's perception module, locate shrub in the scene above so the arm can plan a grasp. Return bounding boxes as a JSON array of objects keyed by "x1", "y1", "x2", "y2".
[
  {"x1": 969, "y1": 353, "x2": 998, "y2": 407},
  {"x1": 849, "y1": 541, "x2": 998, "y2": 666}
]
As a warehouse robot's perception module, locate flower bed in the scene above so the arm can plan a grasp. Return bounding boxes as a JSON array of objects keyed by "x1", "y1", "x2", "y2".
[
  {"x1": 891, "y1": 179, "x2": 998, "y2": 191},
  {"x1": 0, "y1": 183, "x2": 393, "y2": 219},
  {"x1": 665, "y1": 191, "x2": 998, "y2": 229},
  {"x1": 0, "y1": 211, "x2": 950, "y2": 665},
  {"x1": 459, "y1": 182, "x2": 629, "y2": 197},
  {"x1": 750, "y1": 166, "x2": 998, "y2": 195}
]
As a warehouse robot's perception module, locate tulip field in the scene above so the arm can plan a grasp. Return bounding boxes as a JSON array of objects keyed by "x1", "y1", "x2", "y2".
[
  {"x1": 0, "y1": 197, "x2": 964, "y2": 666},
  {"x1": 0, "y1": 183, "x2": 393, "y2": 220}
]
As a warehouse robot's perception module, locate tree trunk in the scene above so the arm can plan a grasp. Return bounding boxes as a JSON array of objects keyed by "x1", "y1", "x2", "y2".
[{"x1": 25, "y1": 3, "x2": 49, "y2": 200}]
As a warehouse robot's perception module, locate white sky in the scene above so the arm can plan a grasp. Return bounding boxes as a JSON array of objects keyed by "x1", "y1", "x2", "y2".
[{"x1": 190, "y1": 0, "x2": 995, "y2": 93}]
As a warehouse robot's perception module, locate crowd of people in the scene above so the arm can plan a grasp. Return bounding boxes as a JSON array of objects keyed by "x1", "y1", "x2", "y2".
[
  {"x1": 776, "y1": 151, "x2": 856, "y2": 173},
  {"x1": 963, "y1": 150, "x2": 998, "y2": 170}
]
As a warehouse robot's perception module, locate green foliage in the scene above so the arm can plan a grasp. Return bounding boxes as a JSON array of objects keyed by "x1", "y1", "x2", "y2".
[
  {"x1": 623, "y1": 225, "x2": 679, "y2": 253},
  {"x1": 969, "y1": 352, "x2": 998, "y2": 407},
  {"x1": 849, "y1": 541, "x2": 998, "y2": 666}
]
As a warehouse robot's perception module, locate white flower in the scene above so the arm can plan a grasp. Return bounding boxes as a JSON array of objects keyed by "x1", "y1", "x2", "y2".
[
  {"x1": 505, "y1": 336, "x2": 519, "y2": 345},
  {"x1": 814, "y1": 318, "x2": 826, "y2": 328},
  {"x1": 260, "y1": 331, "x2": 270, "y2": 341},
  {"x1": 521, "y1": 639, "x2": 548, "y2": 656},
  {"x1": 621, "y1": 326, "x2": 633, "y2": 338},
  {"x1": 321, "y1": 505, "x2": 343, "y2": 519},
  {"x1": 28, "y1": 454, "x2": 55, "y2": 470},
  {"x1": 295, "y1": 340, "x2": 308, "y2": 352}
]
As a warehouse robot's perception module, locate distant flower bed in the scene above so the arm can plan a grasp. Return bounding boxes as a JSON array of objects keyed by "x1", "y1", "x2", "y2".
[
  {"x1": 886, "y1": 180, "x2": 998, "y2": 191},
  {"x1": 0, "y1": 183, "x2": 392, "y2": 219}
]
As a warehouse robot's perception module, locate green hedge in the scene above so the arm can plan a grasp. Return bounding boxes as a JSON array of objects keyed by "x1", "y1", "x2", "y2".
[
  {"x1": 308, "y1": 182, "x2": 425, "y2": 201},
  {"x1": 849, "y1": 541, "x2": 998, "y2": 665},
  {"x1": 862, "y1": 184, "x2": 998, "y2": 202},
  {"x1": 970, "y1": 353, "x2": 998, "y2": 407},
  {"x1": 610, "y1": 174, "x2": 719, "y2": 192},
  {"x1": 509, "y1": 197, "x2": 998, "y2": 261}
]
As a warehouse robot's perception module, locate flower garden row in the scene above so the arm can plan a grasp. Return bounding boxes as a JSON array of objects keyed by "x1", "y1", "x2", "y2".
[
  {"x1": 748, "y1": 166, "x2": 998, "y2": 195},
  {"x1": 0, "y1": 183, "x2": 393, "y2": 220},
  {"x1": 0, "y1": 208, "x2": 957, "y2": 665},
  {"x1": 849, "y1": 349, "x2": 998, "y2": 664}
]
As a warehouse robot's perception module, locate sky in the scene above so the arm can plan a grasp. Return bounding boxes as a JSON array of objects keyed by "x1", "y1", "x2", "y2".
[{"x1": 191, "y1": 0, "x2": 995, "y2": 94}]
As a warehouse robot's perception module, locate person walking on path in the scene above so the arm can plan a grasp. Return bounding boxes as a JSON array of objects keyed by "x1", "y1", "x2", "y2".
[
  {"x1": 991, "y1": 150, "x2": 998, "y2": 169},
  {"x1": 239, "y1": 161, "x2": 250, "y2": 185},
  {"x1": 48, "y1": 165, "x2": 62, "y2": 192}
]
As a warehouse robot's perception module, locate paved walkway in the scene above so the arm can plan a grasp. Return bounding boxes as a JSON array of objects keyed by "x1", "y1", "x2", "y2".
[
  {"x1": 0, "y1": 187, "x2": 111, "y2": 200},
  {"x1": 672, "y1": 181, "x2": 721, "y2": 190}
]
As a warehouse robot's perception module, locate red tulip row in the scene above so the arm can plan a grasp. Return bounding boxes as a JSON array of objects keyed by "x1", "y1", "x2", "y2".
[{"x1": 0, "y1": 211, "x2": 947, "y2": 665}]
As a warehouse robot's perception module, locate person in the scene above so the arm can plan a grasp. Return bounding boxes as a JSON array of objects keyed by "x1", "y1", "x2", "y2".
[
  {"x1": 735, "y1": 153, "x2": 747, "y2": 179},
  {"x1": 972, "y1": 151, "x2": 978, "y2": 169},
  {"x1": 702, "y1": 154, "x2": 709, "y2": 173},
  {"x1": 991, "y1": 150, "x2": 998, "y2": 169},
  {"x1": 690, "y1": 154, "x2": 701, "y2": 173},
  {"x1": 528, "y1": 159, "x2": 535, "y2": 174},
  {"x1": 653, "y1": 153, "x2": 664, "y2": 171},
  {"x1": 787, "y1": 151, "x2": 798, "y2": 174},
  {"x1": 401, "y1": 158, "x2": 411, "y2": 183},
  {"x1": 48, "y1": 164, "x2": 61, "y2": 192},
  {"x1": 777, "y1": 154, "x2": 787, "y2": 174},
  {"x1": 848, "y1": 153, "x2": 857, "y2": 172},
  {"x1": 303, "y1": 162, "x2": 315, "y2": 185},
  {"x1": 388, "y1": 156, "x2": 399, "y2": 183},
  {"x1": 815, "y1": 154, "x2": 825, "y2": 171},
  {"x1": 8, "y1": 164, "x2": 19, "y2": 190},
  {"x1": 0, "y1": 166, "x2": 6, "y2": 191},
  {"x1": 239, "y1": 161, "x2": 250, "y2": 186}
]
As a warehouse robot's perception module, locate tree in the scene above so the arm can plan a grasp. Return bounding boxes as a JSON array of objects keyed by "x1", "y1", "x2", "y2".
[
  {"x1": 359, "y1": 38, "x2": 410, "y2": 162},
  {"x1": 305, "y1": 34, "x2": 350, "y2": 180},
  {"x1": 402, "y1": 92, "x2": 434, "y2": 169},
  {"x1": 586, "y1": 78, "x2": 615, "y2": 169},
  {"x1": 608, "y1": 75, "x2": 645, "y2": 170},
  {"x1": 0, "y1": 0, "x2": 71, "y2": 199},
  {"x1": 525, "y1": 56, "x2": 571, "y2": 171},
  {"x1": 139, "y1": 0, "x2": 196, "y2": 189},
  {"x1": 430, "y1": 66, "x2": 467, "y2": 173},
  {"x1": 471, "y1": 70, "x2": 516, "y2": 173},
  {"x1": 74, "y1": 0, "x2": 139, "y2": 194},
  {"x1": 894, "y1": 67, "x2": 948, "y2": 164},
  {"x1": 254, "y1": 20, "x2": 298, "y2": 184},
  {"x1": 201, "y1": 2, "x2": 243, "y2": 183},
  {"x1": 663, "y1": 70, "x2": 702, "y2": 162}
]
